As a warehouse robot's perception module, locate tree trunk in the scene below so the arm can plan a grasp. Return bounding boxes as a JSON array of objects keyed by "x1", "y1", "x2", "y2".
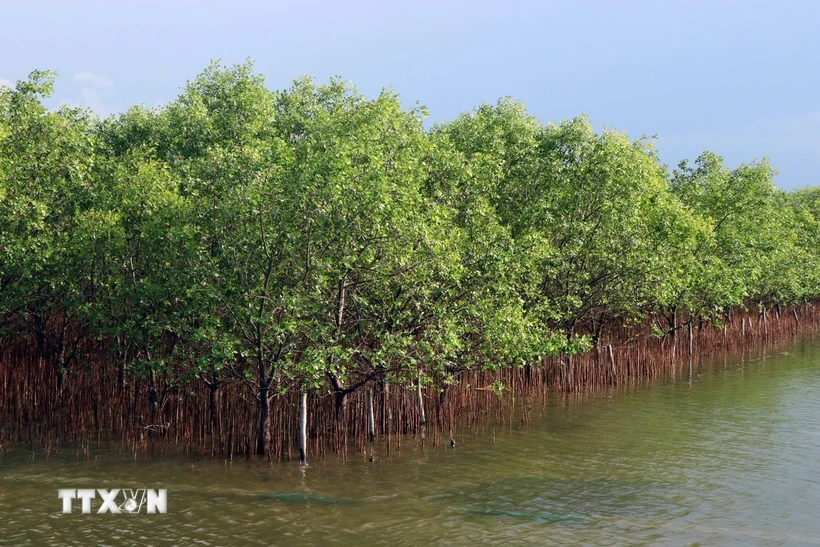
[
  {"x1": 688, "y1": 321, "x2": 693, "y2": 357},
  {"x1": 592, "y1": 319, "x2": 604, "y2": 347},
  {"x1": 608, "y1": 344, "x2": 616, "y2": 384},
  {"x1": 55, "y1": 355, "x2": 65, "y2": 392},
  {"x1": 565, "y1": 325, "x2": 575, "y2": 390},
  {"x1": 416, "y1": 374, "x2": 426, "y2": 426},
  {"x1": 330, "y1": 276, "x2": 348, "y2": 423},
  {"x1": 366, "y1": 387, "x2": 375, "y2": 443},
  {"x1": 334, "y1": 390, "x2": 347, "y2": 421},
  {"x1": 671, "y1": 308, "x2": 677, "y2": 360},
  {"x1": 208, "y1": 381, "x2": 219, "y2": 434},
  {"x1": 148, "y1": 368, "x2": 158, "y2": 415},
  {"x1": 116, "y1": 338, "x2": 126, "y2": 390},
  {"x1": 382, "y1": 381, "x2": 391, "y2": 438},
  {"x1": 298, "y1": 391, "x2": 307, "y2": 464},
  {"x1": 439, "y1": 382, "x2": 449, "y2": 405},
  {"x1": 256, "y1": 382, "x2": 271, "y2": 456}
]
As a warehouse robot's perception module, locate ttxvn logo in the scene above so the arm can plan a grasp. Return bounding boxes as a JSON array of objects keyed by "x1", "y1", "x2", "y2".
[{"x1": 58, "y1": 489, "x2": 167, "y2": 514}]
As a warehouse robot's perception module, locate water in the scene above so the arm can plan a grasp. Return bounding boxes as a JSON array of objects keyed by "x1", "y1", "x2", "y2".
[{"x1": 2, "y1": 336, "x2": 820, "y2": 545}]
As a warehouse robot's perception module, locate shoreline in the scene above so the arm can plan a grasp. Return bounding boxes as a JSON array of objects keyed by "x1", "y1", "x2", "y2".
[{"x1": 2, "y1": 303, "x2": 819, "y2": 462}]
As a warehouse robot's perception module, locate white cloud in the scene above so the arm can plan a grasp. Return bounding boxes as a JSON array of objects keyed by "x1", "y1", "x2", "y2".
[
  {"x1": 0, "y1": 77, "x2": 12, "y2": 89},
  {"x1": 80, "y1": 89, "x2": 107, "y2": 114},
  {"x1": 71, "y1": 71, "x2": 115, "y2": 115},
  {"x1": 75, "y1": 71, "x2": 114, "y2": 89}
]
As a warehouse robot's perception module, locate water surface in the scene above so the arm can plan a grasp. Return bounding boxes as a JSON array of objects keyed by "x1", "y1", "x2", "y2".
[{"x1": 2, "y1": 336, "x2": 820, "y2": 545}]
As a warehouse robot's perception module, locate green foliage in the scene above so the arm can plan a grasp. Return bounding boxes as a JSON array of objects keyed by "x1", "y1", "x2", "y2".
[
  {"x1": 3, "y1": 61, "x2": 819, "y2": 408},
  {"x1": 0, "y1": 71, "x2": 96, "y2": 368},
  {"x1": 670, "y1": 153, "x2": 801, "y2": 312}
]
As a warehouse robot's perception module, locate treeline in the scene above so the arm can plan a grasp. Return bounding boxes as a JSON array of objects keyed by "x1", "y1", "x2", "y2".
[{"x1": 2, "y1": 62, "x2": 820, "y2": 457}]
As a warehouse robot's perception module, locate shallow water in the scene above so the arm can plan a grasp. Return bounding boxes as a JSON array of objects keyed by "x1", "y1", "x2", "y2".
[{"x1": 2, "y1": 336, "x2": 820, "y2": 545}]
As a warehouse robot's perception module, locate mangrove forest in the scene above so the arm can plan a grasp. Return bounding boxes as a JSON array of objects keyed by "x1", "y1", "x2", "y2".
[{"x1": 2, "y1": 61, "x2": 820, "y2": 461}]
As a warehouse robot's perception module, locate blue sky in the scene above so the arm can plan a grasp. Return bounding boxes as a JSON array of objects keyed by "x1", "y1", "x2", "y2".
[{"x1": 2, "y1": 0, "x2": 818, "y2": 189}]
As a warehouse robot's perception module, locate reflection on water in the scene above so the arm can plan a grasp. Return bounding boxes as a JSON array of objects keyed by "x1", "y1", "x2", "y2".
[{"x1": 2, "y1": 336, "x2": 820, "y2": 545}]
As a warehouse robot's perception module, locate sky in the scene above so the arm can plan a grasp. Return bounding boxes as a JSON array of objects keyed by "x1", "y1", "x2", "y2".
[{"x1": 1, "y1": 0, "x2": 818, "y2": 189}]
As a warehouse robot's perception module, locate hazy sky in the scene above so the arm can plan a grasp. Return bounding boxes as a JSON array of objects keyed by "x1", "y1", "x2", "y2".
[{"x1": 2, "y1": 0, "x2": 818, "y2": 189}]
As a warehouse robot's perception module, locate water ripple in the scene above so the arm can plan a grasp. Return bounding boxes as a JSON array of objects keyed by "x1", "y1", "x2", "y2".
[{"x1": 3, "y1": 337, "x2": 820, "y2": 545}]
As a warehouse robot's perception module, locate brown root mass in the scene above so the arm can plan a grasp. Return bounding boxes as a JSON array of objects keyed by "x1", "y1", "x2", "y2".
[{"x1": 2, "y1": 304, "x2": 818, "y2": 460}]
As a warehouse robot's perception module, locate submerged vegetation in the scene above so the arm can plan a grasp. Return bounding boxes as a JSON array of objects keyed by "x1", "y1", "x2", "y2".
[{"x1": 2, "y1": 62, "x2": 820, "y2": 460}]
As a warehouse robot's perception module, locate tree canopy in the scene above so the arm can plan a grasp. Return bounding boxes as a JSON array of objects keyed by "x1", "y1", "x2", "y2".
[{"x1": 2, "y1": 61, "x2": 818, "y2": 453}]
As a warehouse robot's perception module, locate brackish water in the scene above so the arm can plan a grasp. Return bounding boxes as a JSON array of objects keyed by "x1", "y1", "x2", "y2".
[{"x1": 2, "y1": 336, "x2": 820, "y2": 546}]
